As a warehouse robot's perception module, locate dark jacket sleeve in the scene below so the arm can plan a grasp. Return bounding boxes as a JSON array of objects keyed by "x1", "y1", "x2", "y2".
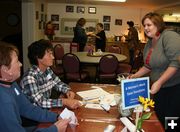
[{"x1": 73, "y1": 25, "x2": 87, "y2": 44}]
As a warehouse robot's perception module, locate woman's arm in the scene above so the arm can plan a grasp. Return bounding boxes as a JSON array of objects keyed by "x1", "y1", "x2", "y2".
[
  {"x1": 130, "y1": 66, "x2": 151, "y2": 78},
  {"x1": 151, "y1": 66, "x2": 178, "y2": 94}
]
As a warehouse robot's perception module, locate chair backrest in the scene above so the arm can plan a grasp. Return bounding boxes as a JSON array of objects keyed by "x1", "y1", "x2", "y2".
[
  {"x1": 99, "y1": 54, "x2": 119, "y2": 74},
  {"x1": 53, "y1": 44, "x2": 64, "y2": 65},
  {"x1": 108, "y1": 45, "x2": 121, "y2": 54},
  {"x1": 84, "y1": 44, "x2": 95, "y2": 52},
  {"x1": 62, "y1": 53, "x2": 80, "y2": 73},
  {"x1": 70, "y1": 43, "x2": 79, "y2": 53}
]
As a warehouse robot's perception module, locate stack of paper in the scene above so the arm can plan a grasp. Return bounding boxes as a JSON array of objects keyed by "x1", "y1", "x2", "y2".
[
  {"x1": 77, "y1": 88, "x2": 110, "y2": 100},
  {"x1": 77, "y1": 88, "x2": 120, "y2": 110}
]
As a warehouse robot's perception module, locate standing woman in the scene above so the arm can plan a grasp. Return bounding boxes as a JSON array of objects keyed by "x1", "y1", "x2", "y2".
[
  {"x1": 72, "y1": 18, "x2": 91, "y2": 51},
  {"x1": 126, "y1": 21, "x2": 139, "y2": 66},
  {"x1": 91, "y1": 23, "x2": 106, "y2": 52},
  {"x1": 45, "y1": 21, "x2": 55, "y2": 41},
  {"x1": 130, "y1": 12, "x2": 180, "y2": 128}
]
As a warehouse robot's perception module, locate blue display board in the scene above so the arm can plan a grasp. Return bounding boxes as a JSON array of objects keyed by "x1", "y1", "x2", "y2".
[{"x1": 121, "y1": 77, "x2": 150, "y2": 109}]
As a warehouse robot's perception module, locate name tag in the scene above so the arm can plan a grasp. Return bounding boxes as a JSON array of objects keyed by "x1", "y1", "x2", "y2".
[
  {"x1": 14, "y1": 88, "x2": 20, "y2": 95},
  {"x1": 46, "y1": 74, "x2": 52, "y2": 80}
]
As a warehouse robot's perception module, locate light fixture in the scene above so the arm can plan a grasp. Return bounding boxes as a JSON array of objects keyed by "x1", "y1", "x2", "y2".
[
  {"x1": 98, "y1": 0, "x2": 126, "y2": 2},
  {"x1": 172, "y1": 13, "x2": 180, "y2": 17}
]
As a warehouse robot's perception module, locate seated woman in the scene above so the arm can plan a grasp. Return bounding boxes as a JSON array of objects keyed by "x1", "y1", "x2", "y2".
[{"x1": 0, "y1": 41, "x2": 70, "y2": 132}]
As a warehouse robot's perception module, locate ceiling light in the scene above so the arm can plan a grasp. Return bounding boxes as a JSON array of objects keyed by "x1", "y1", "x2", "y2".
[
  {"x1": 172, "y1": 13, "x2": 180, "y2": 17},
  {"x1": 98, "y1": 0, "x2": 126, "y2": 2}
]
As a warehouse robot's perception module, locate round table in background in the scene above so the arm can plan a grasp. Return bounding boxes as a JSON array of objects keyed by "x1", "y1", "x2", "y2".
[{"x1": 73, "y1": 52, "x2": 127, "y2": 64}]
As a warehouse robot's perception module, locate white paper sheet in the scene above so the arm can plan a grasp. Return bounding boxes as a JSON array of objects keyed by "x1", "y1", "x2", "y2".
[
  {"x1": 60, "y1": 108, "x2": 78, "y2": 125},
  {"x1": 77, "y1": 88, "x2": 110, "y2": 100},
  {"x1": 85, "y1": 104, "x2": 103, "y2": 110}
]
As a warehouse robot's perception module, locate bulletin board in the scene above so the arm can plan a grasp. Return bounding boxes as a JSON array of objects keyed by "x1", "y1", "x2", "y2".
[{"x1": 61, "y1": 18, "x2": 99, "y2": 35}]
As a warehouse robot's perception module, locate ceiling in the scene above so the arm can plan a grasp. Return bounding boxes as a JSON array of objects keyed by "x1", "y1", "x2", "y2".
[
  {"x1": 1, "y1": 0, "x2": 179, "y2": 15},
  {"x1": 46, "y1": 0, "x2": 180, "y2": 14}
]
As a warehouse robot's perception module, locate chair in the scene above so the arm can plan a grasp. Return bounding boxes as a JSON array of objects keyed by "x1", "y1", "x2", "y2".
[
  {"x1": 51, "y1": 44, "x2": 64, "y2": 78},
  {"x1": 98, "y1": 54, "x2": 119, "y2": 83},
  {"x1": 62, "y1": 53, "x2": 89, "y2": 83},
  {"x1": 70, "y1": 43, "x2": 79, "y2": 53},
  {"x1": 106, "y1": 45, "x2": 132, "y2": 75},
  {"x1": 116, "y1": 63, "x2": 132, "y2": 74},
  {"x1": 107, "y1": 45, "x2": 121, "y2": 54}
]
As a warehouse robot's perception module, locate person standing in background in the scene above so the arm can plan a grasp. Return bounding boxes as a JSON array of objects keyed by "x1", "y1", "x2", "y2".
[
  {"x1": 126, "y1": 21, "x2": 139, "y2": 66},
  {"x1": 72, "y1": 18, "x2": 92, "y2": 51},
  {"x1": 91, "y1": 23, "x2": 106, "y2": 52},
  {"x1": 45, "y1": 21, "x2": 55, "y2": 41},
  {"x1": 129, "y1": 12, "x2": 180, "y2": 128}
]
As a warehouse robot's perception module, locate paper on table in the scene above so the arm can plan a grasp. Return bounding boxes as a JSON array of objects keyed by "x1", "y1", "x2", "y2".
[
  {"x1": 60, "y1": 108, "x2": 78, "y2": 125},
  {"x1": 77, "y1": 88, "x2": 110, "y2": 100},
  {"x1": 90, "y1": 86, "x2": 102, "y2": 89},
  {"x1": 85, "y1": 103, "x2": 103, "y2": 110},
  {"x1": 100, "y1": 94, "x2": 116, "y2": 106}
]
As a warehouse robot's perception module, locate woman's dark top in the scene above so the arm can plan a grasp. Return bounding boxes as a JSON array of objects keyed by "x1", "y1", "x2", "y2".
[{"x1": 72, "y1": 25, "x2": 87, "y2": 51}]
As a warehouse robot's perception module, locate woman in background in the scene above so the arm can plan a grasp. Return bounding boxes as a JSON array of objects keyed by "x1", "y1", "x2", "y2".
[
  {"x1": 91, "y1": 23, "x2": 106, "y2": 52},
  {"x1": 72, "y1": 18, "x2": 92, "y2": 51},
  {"x1": 130, "y1": 12, "x2": 180, "y2": 128},
  {"x1": 45, "y1": 21, "x2": 55, "y2": 41},
  {"x1": 126, "y1": 21, "x2": 139, "y2": 66}
]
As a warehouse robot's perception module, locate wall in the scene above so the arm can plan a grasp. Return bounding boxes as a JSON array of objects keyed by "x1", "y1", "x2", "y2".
[
  {"x1": 47, "y1": 3, "x2": 151, "y2": 41},
  {"x1": 34, "y1": 0, "x2": 48, "y2": 40}
]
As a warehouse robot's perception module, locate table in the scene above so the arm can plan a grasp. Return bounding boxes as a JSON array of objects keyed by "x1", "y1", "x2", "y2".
[
  {"x1": 38, "y1": 83, "x2": 164, "y2": 132},
  {"x1": 74, "y1": 52, "x2": 127, "y2": 64}
]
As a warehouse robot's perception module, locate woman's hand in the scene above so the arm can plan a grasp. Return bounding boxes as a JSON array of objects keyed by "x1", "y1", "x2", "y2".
[
  {"x1": 86, "y1": 32, "x2": 94, "y2": 36},
  {"x1": 54, "y1": 119, "x2": 70, "y2": 132},
  {"x1": 128, "y1": 74, "x2": 138, "y2": 79},
  {"x1": 150, "y1": 81, "x2": 162, "y2": 94},
  {"x1": 66, "y1": 91, "x2": 75, "y2": 99},
  {"x1": 62, "y1": 98, "x2": 81, "y2": 109}
]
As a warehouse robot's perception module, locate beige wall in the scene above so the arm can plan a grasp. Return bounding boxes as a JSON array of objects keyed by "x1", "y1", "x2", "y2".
[
  {"x1": 34, "y1": 1, "x2": 48, "y2": 40},
  {"x1": 47, "y1": 3, "x2": 151, "y2": 41}
]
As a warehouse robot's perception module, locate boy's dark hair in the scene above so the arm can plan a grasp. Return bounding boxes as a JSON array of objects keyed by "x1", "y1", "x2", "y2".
[
  {"x1": 28, "y1": 39, "x2": 53, "y2": 65},
  {"x1": 97, "y1": 23, "x2": 103, "y2": 29}
]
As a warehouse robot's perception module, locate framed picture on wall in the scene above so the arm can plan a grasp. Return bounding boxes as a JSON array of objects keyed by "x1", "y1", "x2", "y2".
[
  {"x1": 39, "y1": 21, "x2": 42, "y2": 29},
  {"x1": 51, "y1": 14, "x2": 59, "y2": 21},
  {"x1": 88, "y1": 7, "x2": 96, "y2": 14},
  {"x1": 61, "y1": 18, "x2": 98, "y2": 35},
  {"x1": 41, "y1": 4, "x2": 44, "y2": 12},
  {"x1": 115, "y1": 19, "x2": 122, "y2": 25},
  {"x1": 41, "y1": 14, "x2": 44, "y2": 21},
  {"x1": 44, "y1": 14, "x2": 47, "y2": 21},
  {"x1": 77, "y1": 6, "x2": 85, "y2": 13},
  {"x1": 103, "y1": 16, "x2": 111, "y2": 22},
  {"x1": 66, "y1": 5, "x2": 74, "y2": 12},
  {"x1": 36, "y1": 11, "x2": 39, "y2": 20},
  {"x1": 53, "y1": 24, "x2": 59, "y2": 30},
  {"x1": 104, "y1": 23, "x2": 110, "y2": 31}
]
